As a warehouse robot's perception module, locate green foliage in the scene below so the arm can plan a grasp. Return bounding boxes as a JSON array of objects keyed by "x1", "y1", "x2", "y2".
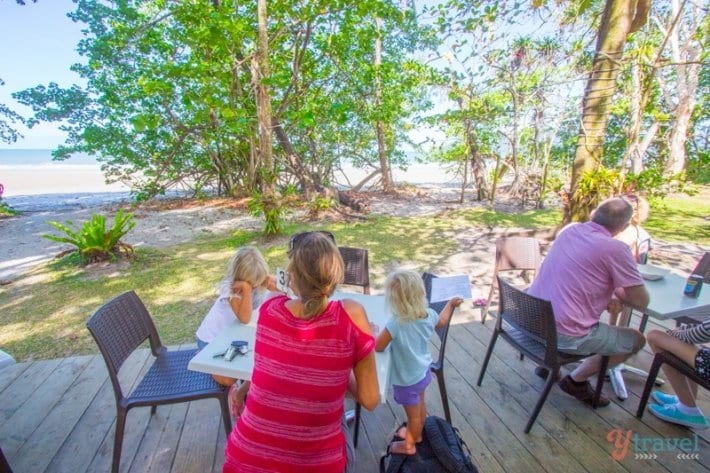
[
  {"x1": 15, "y1": 0, "x2": 433, "y2": 200},
  {"x1": 43, "y1": 210, "x2": 136, "y2": 263},
  {"x1": 0, "y1": 200, "x2": 18, "y2": 217},
  {"x1": 247, "y1": 192, "x2": 286, "y2": 236},
  {"x1": 572, "y1": 166, "x2": 621, "y2": 214},
  {"x1": 309, "y1": 194, "x2": 335, "y2": 214}
]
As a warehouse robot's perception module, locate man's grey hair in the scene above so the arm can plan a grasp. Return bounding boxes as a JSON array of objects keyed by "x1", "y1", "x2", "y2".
[{"x1": 591, "y1": 197, "x2": 633, "y2": 234}]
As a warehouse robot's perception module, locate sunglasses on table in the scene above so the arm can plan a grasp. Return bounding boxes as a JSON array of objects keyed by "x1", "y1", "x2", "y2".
[{"x1": 288, "y1": 231, "x2": 336, "y2": 255}]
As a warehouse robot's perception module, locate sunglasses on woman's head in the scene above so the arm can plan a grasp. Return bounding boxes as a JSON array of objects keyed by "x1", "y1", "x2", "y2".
[{"x1": 288, "y1": 231, "x2": 336, "y2": 255}]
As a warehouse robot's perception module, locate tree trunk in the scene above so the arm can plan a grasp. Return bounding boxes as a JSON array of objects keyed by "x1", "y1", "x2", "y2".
[
  {"x1": 568, "y1": 0, "x2": 651, "y2": 222},
  {"x1": 374, "y1": 17, "x2": 393, "y2": 193},
  {"x1": 663, "y1": 0, "x2": 700, "y2": 175},
  {"x1": 255, "y1": 0, "x2": 273, "y2": 195}
]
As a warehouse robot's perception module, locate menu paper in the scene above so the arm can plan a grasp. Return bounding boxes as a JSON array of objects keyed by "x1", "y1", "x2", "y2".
[{"x1": 430, "y1": 275, "x2": 472, "y2": 303}]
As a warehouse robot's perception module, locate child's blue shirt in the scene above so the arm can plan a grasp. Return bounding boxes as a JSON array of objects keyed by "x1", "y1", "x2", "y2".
[{"x1": 386, "y1": 308, "x2": 438, "y2": 387}]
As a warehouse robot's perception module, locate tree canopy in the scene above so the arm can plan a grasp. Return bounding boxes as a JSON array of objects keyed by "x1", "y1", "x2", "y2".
[{"x1": 11, "y1": 0, "x2": 709, "y2": 224}]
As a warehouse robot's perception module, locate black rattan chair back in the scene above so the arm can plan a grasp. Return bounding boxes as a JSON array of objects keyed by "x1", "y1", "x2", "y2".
[
  {"x1": 86, "y1": 290, "x2": 163, "y2": 399},
  {"x1": 478, "y1": 276, "x2": 608, "y2": 433},
  {"x1": 339, "y1": 247, "x2": 370, "y2": 294},
  {"x1": 693, "y1": 252, "x2": 710, "y2": 283},
  {"x1": 86, "y1": 291, "x2": 231, "y2": 473},
  {"x1": 497, "y1": 277, "x2": 558, "y2": 368}
]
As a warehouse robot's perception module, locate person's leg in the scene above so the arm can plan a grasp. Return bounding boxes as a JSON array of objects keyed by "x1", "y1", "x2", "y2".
[
  {"x1": 342, "y1": 414, "x2": 355, "y2": 473},
  {"x1": 391, "y1": 397, "x2": 424, "y2": 455},
  {"x1": 569, "y1": 327, "x2": 645, "y2": 382},
  {"x1": 646, "y1": 330, "x2": 700, "y2": 407}
]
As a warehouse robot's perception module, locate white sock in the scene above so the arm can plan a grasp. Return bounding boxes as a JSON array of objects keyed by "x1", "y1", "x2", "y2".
[{"x1": 676, "y1": 403, "x2": 702, "y2": 416}]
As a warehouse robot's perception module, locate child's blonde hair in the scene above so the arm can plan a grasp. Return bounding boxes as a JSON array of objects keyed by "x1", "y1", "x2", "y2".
[
  {"x1": 385, "y1": 269, "x2": 428, "y2": 322},
  {"x1": 287, "y1": 232, "x2": 344, "y2": 318},
  {"x1": 220, "y1": 246, "x2": 269, "y2": 294}
]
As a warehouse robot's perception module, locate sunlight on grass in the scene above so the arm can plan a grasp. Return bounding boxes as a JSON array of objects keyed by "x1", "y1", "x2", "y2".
[
  {"x1": 645, "y1": 193, "x2": 710, "y2": 245},
  {"x1": 2, "y1": 196, "x2": 706, "y2": 362}
]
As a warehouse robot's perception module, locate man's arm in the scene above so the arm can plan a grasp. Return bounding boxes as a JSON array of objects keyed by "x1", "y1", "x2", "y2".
[{"x1": 615, "y1": 285, "x2": 650, "y2": 310}]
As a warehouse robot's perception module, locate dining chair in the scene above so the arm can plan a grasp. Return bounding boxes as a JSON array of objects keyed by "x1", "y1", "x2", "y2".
[
  {"x1": 636, "y1": 350, "x2": 710, "y2": 419},
  {"x1": 482, "y1": 236, "x2": 542, "y2": 324},
  {"x1": 477, "y1": 277, "x2": 609, "y2": 433},
  {"x1": 423, "y1": 272, "x2": 455, "y2": 423},
  {"x1": 339, "y1": 246, "x2": 370, "y2": 294},
  {"x1": 638, "y1": 252, "x2": 710, "y2": 333},
  {"x1": 86, "y1": 291, "x2": 232, "y2": 473},
  {"x1": 0, "y1": 446, "x2": 12, "y2": 473}
]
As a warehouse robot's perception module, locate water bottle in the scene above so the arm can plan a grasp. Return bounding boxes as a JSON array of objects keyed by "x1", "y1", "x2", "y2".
[{"x1": 684, "y1": 274, "x2": 703, "y2": 298}]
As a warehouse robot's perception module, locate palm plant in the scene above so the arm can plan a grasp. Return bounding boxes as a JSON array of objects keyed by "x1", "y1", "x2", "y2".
[{"x1": 43, "y1": 210, "x2": 136, "y2": 263}]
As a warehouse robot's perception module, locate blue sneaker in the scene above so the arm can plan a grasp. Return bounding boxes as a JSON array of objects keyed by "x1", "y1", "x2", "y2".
[
  {"x1": 651, "y1": 391, "x2": 679, "y2": 406},
  {"x1": 649, "y1": 404, "x2": 709, "y2": 429}
]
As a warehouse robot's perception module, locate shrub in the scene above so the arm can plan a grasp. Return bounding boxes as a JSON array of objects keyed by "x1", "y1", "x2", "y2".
[{"x1": 43, "y1": 210, "x2": 136, "y2": 263}]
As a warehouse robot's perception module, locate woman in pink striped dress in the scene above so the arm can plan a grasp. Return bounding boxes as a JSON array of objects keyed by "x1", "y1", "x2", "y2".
[{"x1": 223, "y1": 232, "x2": 380, "y2": 472}]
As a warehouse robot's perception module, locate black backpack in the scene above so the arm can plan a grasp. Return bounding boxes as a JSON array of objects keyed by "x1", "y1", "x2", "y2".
[{"x1": 379, "y1": 416, "x2": 478, "y2": 473}]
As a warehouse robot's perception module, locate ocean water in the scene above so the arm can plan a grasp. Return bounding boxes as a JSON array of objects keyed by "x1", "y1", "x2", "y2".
[
  {"x1": 0, "y1": 149, "x2": 98, "y2": 166},
  {"x1": 0, "y1": 149, "x2": 459, "y2": 211}
]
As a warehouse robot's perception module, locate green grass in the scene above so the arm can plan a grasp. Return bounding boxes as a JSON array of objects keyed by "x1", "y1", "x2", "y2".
[
  {"x1": 646, "y1": 192, "x2": 710, "y2": 246},
  {"x1": 1, "y1": 191, "x2": 707, "y2": 362}
]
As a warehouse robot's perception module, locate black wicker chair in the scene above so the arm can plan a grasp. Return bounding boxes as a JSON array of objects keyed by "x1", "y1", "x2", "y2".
[
  {"x1": 339, "y1": 247, "x2": 370, "y2": 294},
  {"x1": 0, "y1": 446, "x2": 12, "y2": 473},
  {"x1": 636, "y1": 350, "x2": 710, "y2": 419},
  {"x1": 422, "y1": 272, "x2": 455, "y2": 423},
  {"x1": 86, "y1": 291, "x2": 231, "y2": 473},
  {"x1": 477, "y1": 277, "x2": 610, "y2": 433}
]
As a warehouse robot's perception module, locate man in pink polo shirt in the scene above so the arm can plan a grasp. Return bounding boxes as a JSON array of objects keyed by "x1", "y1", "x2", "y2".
[{"x1": 528, "y1": 197, "x2": 649, "y2": 407}]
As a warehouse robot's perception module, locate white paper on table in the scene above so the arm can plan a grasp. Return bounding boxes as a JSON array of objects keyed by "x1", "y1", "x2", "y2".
[
  {"x1": 430, "y1": 275, "x2": 472, "y2": 303},
  {"x1": 275, "y1": 268, "x2": 289, "y2": 292}
]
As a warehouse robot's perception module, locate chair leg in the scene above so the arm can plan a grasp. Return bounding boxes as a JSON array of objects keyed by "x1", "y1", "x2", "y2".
[
  {"x1": 636, "y1": 355, "x2": 664, "y2": 418},
  {"x1": 519, "y1": 353, "x2": 524, "y2": 361},
  {"x1": 219, "y1": 390, "x2": 232, "y2": 435},
  {"x1": 592, "y1": 356, "x2": 610, "y2": 409},
  {"x1": 435, "y1": 369, "x2": 451, "y2": 423},
  {"x1": 477, "y1": 331, "x2": 499, "y2": 386},
  {"x1": 112, "y1": 408, "x2": 127, "y2": 473},
  {"x1": 638, "y1": 313, "x2": 650, "y2": 333},
  {"x1": 483, "y1": 282, "x2": 496, "y2": 324},
  {"x1": 525, "y1": 368, "x2": 557, "y2": 433},
  {"x1": 353, "y1": 403, "x2": 362, "y2": 448},
  {"x1": 150, "y1": 405, "x2": 157, "y2": 415}
]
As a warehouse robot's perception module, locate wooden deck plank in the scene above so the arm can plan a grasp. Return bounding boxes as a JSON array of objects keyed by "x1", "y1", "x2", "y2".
[
  {"x1": 2, "y1": 312, "x2": 709, "y2": 473},
  {"x1": 127, "y1": 402, "x2": 189, "y2": 473},
  {"x1": 0, "y1": 361, "x2": 31, "y2": 394},
  {"x1": 0, "y1": 355, "x2": 93, "y2": 460},
  {"x1": 11, "y1": 354, "x2": 104, "y2": 473},
  {"x1": 171, "y1": 398, "x2": 221, "y2": 473},
  {"x1": 463, "y1": 316, "x2": 708, "y2": 473},
  {"x1": 426, "y1": 324, "x2": 550, "y2": 473},
  {"x1": 85, "y1": 350, "x2": 156, "y2": 473},
  {"x1": 47, "y1": 349, "x2": 151, "y2": 473},
  {"x1": 447, "y1": 318, "x2": 621, "y2": 473},
  {"x1": 0, "y1": 358, "x2": 61, "y2": 428}
]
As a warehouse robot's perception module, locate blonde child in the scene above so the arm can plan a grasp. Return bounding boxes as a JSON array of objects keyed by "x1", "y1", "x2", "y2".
[
  {"x1": 196, "y1": 246, "x2": 276, "y2": 387},
  {"x1": 375, "y1": 269, "x2": 463, "y2": 455}
]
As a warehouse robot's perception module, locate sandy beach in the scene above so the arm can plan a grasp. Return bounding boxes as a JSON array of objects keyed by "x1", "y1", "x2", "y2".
[
  {"x1": 1, "y1": 161, "x2": 706, "y2": 285},
  {"x1": 0, "y1": 161, "x2": 469, "y2": 281}
]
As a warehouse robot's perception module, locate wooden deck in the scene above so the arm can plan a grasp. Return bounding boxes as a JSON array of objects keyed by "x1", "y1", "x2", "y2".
[{"x1": 1, "y1": 309, "x2": 708, "y2": 473}]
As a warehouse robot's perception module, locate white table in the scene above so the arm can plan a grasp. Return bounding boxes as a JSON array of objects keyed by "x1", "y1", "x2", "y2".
[
  {"x1": 188, "y1": 292, "x2": 392, "y2": 403},
  {"x1": 609, "y1": 271, "x2": 710, "y2": 400}
]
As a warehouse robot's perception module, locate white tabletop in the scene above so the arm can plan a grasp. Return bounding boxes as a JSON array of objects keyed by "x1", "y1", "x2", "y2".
[
  {"x1": 634, "y1": 271, "x2": 710, "y2": 320},
  {"x1": 188, "y1": 292, "x2": 392, "y2": 403}
]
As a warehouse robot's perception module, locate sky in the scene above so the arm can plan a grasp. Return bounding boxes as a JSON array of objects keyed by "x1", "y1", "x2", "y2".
[{"x1": 0, "y1": 0, "x2": 84, "y2": 149}]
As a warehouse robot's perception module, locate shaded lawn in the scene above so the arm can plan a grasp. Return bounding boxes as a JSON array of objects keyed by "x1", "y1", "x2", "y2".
[{"x1": 0, "y1": 195, "x2": 704, "y2": 362}]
